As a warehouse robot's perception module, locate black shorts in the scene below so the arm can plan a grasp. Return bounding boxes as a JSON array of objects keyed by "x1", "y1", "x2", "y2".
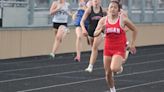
[
  {"x1": 53, "y1": 22, "x2": 67, "y2": 29},
  {"x1": 88, "y1": 27, "x2": 96, "y2": 37}
]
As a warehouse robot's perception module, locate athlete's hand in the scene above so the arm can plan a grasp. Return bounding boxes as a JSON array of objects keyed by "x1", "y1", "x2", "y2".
[
  {"x1": 82, "y1": 29, "x2": 88, "y2": 37},
  {"x1": 130, "y1": 45, "x2": 136, "y2": 54},
  {"x1": 72, "y1": 13, "x2": 77, "y2": 20},
  {"x1": 94, "y1": 30, "x2": 101, "y2": 37}
]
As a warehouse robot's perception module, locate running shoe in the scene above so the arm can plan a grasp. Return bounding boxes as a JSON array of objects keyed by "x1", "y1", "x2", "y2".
[
  {"x1": 49, "y1": 53, "x2": 55, "y2": 59},
  {"x1": 74, "y1": 56, "x2": 80, "y2": 62},
  {"x1": 85, "y1": 67, "x2": 93, "y2": 73}
]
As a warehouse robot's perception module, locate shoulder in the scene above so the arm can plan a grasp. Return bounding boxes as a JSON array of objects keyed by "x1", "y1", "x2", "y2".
[
  {"x1": 120, "y1": 14, "x2": 128, "y2": 23},
  {"x1": 119, "y1": 14, "x2": 128, "y2": 28},
  {"x1": 85, "y1": 6, "x2": 92, "y2": 13},
  {"x1": 86, "y1": 1, "x2": 92, "y2": 7},
  {"x1": 51, "y1": 1, "x2": 58, "y2": 7},
  {"x1": 100, "y1": 6, "x2": 104, "y2": 13},
  {"x1": 50, "y1": 1, "x2": 58, "y2": 9}
]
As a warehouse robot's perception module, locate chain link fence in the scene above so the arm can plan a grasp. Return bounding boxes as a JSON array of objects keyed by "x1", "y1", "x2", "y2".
[{"x1": 0, "y1": 0, "x2": 164, "y2": 27}]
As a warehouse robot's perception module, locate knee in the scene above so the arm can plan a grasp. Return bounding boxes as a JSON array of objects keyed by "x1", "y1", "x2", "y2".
[
  {"x1": 77, "y1": 35, "x2": 82, "y2": 40},
  {"x1": 111, "y1": 66, "x2": 120, "y2": 73},
  {"x1": 56, "y1": 35, "x2": 62, "y2": 42}
]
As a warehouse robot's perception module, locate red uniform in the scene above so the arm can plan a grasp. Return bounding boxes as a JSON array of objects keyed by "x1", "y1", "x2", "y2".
[{"x1": 104, "y1": 16, "x2": 127, "y2": 58}]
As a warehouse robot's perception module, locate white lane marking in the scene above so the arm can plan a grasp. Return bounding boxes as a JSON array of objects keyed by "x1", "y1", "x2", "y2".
[
  {"x1": 0, "y1": 52, "x2": 163, "y2": 73},
  {"x1": 0, "y1": 58, "x2": 50, "y2": 65},
  {"x1": 0, "y1": 62, "x2": 82, "y2": 73},
  {"x1": 17, "y1": 77, "x2": 105, "y2": 92},
  {"x1": 0, "y1": 45, "x2": 164, "y2": 65},
  {"x1": 0, "y1": 59, "x2": 163, "y2": 83},
  {"x1": 16, "y1": 68, "x2": 164, "y2": 92},
  {"x1": 117, "y1": 80, "x2": 164, "y2": 91}
]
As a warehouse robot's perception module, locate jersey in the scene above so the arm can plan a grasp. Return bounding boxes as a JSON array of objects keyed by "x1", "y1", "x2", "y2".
[
  {"x1": 104, "y1": 16, "x2": 127, "y2": 57},
  {"x1": 52, "y1": 2, "x2": 70, "y2": 23},
  {"x1": 88, "y1": 6, "x2": 103, "y2": 37},
  {"x1": 74, "y1": 9, "x2": 89, "y2": 26},
  {"x1": 74, "y1": 1, "x2": 89, "y2": 27}
]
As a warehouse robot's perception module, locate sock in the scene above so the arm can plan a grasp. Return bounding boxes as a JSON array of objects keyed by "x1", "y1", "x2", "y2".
[
  {"x1": 110, "y1": 86, "x2": 116, "y2": 92},
  {"x1": 88, "y1": 64, "x2": 93, "y2": 69},
  {"x1": 50, "y1": 53, "x2": 55, "y2": 57}
]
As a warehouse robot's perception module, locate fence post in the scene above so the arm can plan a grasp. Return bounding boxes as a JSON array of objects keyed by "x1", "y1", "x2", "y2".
[
  {"x1": 28, "y1": 0, "x2": 34, "y2": 25},
  {"x1": 153, "y1": 0, "x2": 157, "y2": 23}
]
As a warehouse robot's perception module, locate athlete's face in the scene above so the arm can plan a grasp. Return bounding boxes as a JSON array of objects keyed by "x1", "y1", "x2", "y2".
[{"x1": 108, "y1": 2, "x2": 119, "y2": 16}]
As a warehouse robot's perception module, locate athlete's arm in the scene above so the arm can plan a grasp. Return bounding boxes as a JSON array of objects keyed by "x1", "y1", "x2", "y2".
[
  {"x1": 50, "y1": 2, "x2": 60, "y2": 15},
  {"x1": 86, "y1": 0, "x2": 92, "y2": 8},
  {"x1": 94, "y1": 17, "x2": 106, "y2": 37},
  {"x1": 67, "y1": 3, "x2": 73, "y2": 17},
  {"x1": 123, "y1": 17, "x2": 138, "y2": 54},
  {"x1": 80, "y1": 7, "x2": 91, "y2": 36},
  {"x1": 72, "y1": 11, "x2": 77, "y2": 20}
]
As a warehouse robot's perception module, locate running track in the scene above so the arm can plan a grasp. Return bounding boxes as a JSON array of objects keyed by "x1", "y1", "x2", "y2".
[{"x1": 0, "y1": 45, "x2": 164, "y2": 92}]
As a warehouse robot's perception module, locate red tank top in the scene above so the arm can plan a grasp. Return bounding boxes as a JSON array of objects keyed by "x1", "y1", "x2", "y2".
[{"x1": 105, "y1": 16, "x2": 126, "y2": 47}]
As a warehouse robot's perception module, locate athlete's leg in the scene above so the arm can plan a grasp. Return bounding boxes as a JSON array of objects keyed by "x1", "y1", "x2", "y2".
[
  {"x1": 104, "y1": 56, "x2": 116, "y2": 92},
  {"x1": 116, "y1": 42, "x2": 130, "y2": 74},
  {"x1": 52, "y1": 25, "x2": 68, "y2": 55},
  {"x1": 90, "y1": 34, "x2": 103, "y2": 65},
  {"x1": 74, "y1": 27, "x2": 82, "y2": 62},
  {"x1": 88, "y1": 36, "x2": 94, "y2": 47},
  {"x1": 50, "y1": 28, "x2": 57, "y2": 58},
  {"x1": 111, "y1": 54, "x2": 124, "y2": 74},
  {"x1": 85, "y1": 34, "x2": 103, "y2": 72}
]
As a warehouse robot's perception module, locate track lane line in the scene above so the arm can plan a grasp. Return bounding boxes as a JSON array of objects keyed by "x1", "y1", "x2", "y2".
[
  {"x1": 0, "y1": 59, "x2": 163, "y2": 83},
  {"x1": 16, "y1": 68, "x2": 164, "y2": 92},
  {"x1": 0, "y1": 52, "x2": 164, "y2": 73}
]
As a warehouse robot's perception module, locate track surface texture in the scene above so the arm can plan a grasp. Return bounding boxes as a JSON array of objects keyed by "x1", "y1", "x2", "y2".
[{"x1": 0, "y1": 45, "x2": 164, "y2": 92}]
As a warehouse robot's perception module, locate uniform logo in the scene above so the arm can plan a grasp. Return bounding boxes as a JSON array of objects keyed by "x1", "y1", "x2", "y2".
[
  {"x1": 91, "y1": 16, "x2": 102, "y2": 20},
  {"x1": 106, "y1": 27, "x2": 121, "y2": 34}
]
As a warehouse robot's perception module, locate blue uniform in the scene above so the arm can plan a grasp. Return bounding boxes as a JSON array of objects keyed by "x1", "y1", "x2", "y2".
[{"x1": 74, "y1": 9, "x2": 89, "y2": 27}]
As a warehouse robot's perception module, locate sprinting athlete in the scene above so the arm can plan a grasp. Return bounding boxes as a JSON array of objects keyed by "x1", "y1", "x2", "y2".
[
  {"x1": 73, "y1": 0, "x2": 89, "y2": 62},
  {"x1": 49, "y1": 0, "x2": 72, "y2": 58},
  {"x1": 80, "y1": 0, "x2": 106, "y2": 73},
  {"x1": 94, "y1": 1, "x2": 138, "y2": 92}
]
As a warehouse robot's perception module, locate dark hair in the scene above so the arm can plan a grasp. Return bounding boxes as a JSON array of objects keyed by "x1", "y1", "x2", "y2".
[
  {"x1": 111, "y1": 0, "x2": 121, "y2": 3},
  {"x1": 110, "y1": 1, "x2": 121, "y2": 11}
]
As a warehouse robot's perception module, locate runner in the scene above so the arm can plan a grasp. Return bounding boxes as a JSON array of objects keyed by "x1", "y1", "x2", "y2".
[
  {"x1": 94, "y1": 1, "x2": 138, "y2": 91},
  {"x1": 80, "y1": 0, "x2": 106, "y2": 73},
  {"x1": 49, "y1": 0, "x2": 72, "y2": 58}
]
